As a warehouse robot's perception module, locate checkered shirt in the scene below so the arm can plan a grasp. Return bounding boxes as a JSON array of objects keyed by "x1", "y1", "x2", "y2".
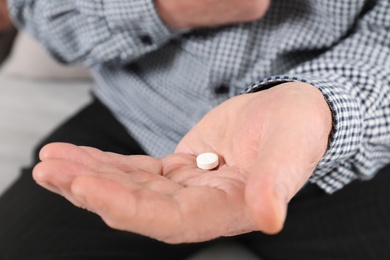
[{"x1": 9, "y1": 0, "x2": 390, "y2": 193}]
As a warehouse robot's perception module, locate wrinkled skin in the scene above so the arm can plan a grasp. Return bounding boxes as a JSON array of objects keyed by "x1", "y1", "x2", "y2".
[{"x1": 33, "y1": 82, "x2": 332, "y2": 244}]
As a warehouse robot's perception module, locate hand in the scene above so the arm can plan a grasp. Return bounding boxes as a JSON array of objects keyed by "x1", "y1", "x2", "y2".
[
  {"x1": 33, "y1": 82, "x2": 332, "y2": 243},
  {"x1": 155, "y1": 0, "x2": 271, "y2": 29},
  {"x1": 0, "y1": 0, "x2": 13, "y2": 31}
]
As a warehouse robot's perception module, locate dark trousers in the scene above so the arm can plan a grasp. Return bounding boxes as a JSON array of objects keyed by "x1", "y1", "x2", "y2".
[{"x1": 1, "y1": 98, "x2": 389, "y2": 260}]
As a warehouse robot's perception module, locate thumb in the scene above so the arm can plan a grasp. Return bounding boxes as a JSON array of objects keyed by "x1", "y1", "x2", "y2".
[
  {"x1": 243, "y1": 83, "x2": 331, "y2": 234},
  {"x1": 244, "y1": 132, "x2": 318, "y2": 234},
  {"x1": 245, "y1": 160, "x2": 290, "y2": 234}
]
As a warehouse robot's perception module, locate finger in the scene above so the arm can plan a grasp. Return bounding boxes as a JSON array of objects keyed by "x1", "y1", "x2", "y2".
[
  {"x1": 33, "y1": 157, "x2": 182, "y2": 212},
  {"x1": 38, "y1": 143, "x2": 132, "y2": 184},
  {"x1": 70, "y1": 175, "x2": 187, "y2": 243},
  {"x1": 34, "y1": 157, "x2": 160, "y2": 193},
  {"x1": 33, "y1": 160, "x2": 96, "y2": 208},
  {"x1": 79, "y1": 146, "x2": 163, "y2": 175},
  {"x1": 39, "y1": 143, "x2": 100, "y2": 169},
  {"x1": 245, "y1": 161, "x2": 290, "y2": 234},
  {"x1": 71, "y1": 175, "x2": 254, "y2": 243},
  {"x1": 40, "y1": 143, "x2": 164, "y2": 177},
  {"x1": 245, "y1": 86, "x2": 332, "y2": 233},
  {"x1": 245, "y1": 125, "x2": 321, "y2": 234},
  {"x1": 33, "y1": 159, "x2": 104, "y2": 193}
]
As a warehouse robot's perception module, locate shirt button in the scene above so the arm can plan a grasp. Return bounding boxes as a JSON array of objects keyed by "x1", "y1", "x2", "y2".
[
  {"x1": 140, "y1": 35, "x2": 153, "y2": 45},
  {"x1": 214, "y1": 85, "x2": 230, "y2": 94}
]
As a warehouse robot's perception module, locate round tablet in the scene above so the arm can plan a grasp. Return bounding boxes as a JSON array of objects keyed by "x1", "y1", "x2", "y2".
[{"x1": 196, "y1": 152, "x2": 219, "y2": 170}]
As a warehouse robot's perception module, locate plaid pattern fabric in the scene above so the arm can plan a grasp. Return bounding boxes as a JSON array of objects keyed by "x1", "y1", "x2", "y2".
[{"x1": 9, "y1": 0, "x2": 390, "y2": 193}]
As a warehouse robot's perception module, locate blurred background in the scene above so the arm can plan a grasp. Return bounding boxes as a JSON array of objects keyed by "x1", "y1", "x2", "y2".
[{"x1": 0, "y1": 29, "x2": 92, "y2": 195}]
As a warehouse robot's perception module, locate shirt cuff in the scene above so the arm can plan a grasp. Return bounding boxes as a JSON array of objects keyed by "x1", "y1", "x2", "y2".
[
  {"x1": 245, "y1": 75, "x2": 363, "y2": 193},
  {"x1": 103, "y1": 0, "x2": 181, "y2": 44},
  {"x1": 75, "y1": 0, "x2": 184, "y2": 64}
]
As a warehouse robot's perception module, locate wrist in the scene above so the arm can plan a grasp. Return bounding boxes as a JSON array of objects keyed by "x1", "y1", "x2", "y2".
[{"x1": 278, "y1": 82, "x2": 333, "y2": 139}]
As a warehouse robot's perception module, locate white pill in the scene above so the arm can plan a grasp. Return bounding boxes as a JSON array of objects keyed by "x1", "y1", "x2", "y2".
[{"x1": 196, "y1": 152, "x2": 219, "y2": 170}]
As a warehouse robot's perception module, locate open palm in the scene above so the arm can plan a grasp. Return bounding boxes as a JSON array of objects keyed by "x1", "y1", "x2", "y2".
[{"x1": 33, "y1": 82, "x2": 332, "y2": 243}]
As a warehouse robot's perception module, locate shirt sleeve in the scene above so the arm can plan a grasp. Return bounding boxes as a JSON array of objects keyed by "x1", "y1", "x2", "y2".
[
  {"x1": 8, "y1": 0, "x2": 183, "y2": 66},
  {"x1": 245, "y1": 0, "x2": 390, "y2": 193}
]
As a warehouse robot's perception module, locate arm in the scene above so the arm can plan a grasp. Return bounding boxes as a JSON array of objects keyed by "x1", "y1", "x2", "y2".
[
  {"x1": 8, "y1": 0, "x2": 180, "y2": 66},
  {"x1": 34, "y1": 82, "x2": 331, "y2": 242},
  {"x1": 246, "y1": 0, "x2": 390, "y2": 193},
  {"x1": 8, "y1": 0, "x2": 270, "y2": 66},
  {"x1": 29, "y1": 0, "x2": 389, "y2": 242}
]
